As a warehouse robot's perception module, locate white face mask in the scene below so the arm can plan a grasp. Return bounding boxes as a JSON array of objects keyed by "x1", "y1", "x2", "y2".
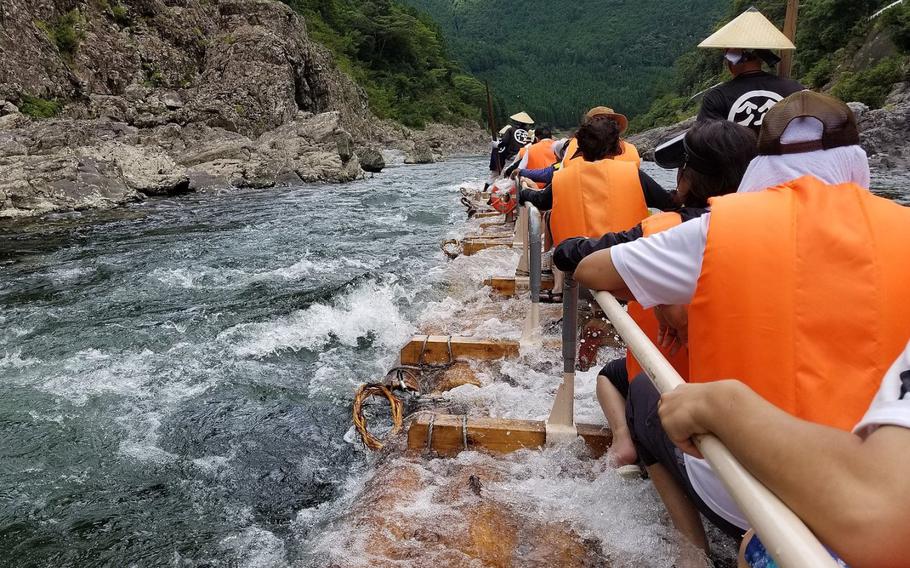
[{"x1": 725, "y1": 51, "x2": 744, "y2": 66}]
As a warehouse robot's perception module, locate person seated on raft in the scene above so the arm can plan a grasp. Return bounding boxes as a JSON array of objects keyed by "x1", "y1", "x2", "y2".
[
  {"x1": 516, "y1": 113, "x2": 674, "y2": 301},
  {"x1": 551, "y1": 120, "x2": 758, "y2": 472},
  {"x1": 516, "y1": 114, "x2": 674, "y2": 215},
  {"x1": 573, "y1": 91, "x2": 908, "y2": 565},
  {"x1": 513, "y1": 106, "x2": 641, "y2": 188},
  {"x1": 511, "y1": 126, "x2": 557, "y2": 188},
  {"x1": 562, "y1": 106, "x2": 641, "y2": 168}
]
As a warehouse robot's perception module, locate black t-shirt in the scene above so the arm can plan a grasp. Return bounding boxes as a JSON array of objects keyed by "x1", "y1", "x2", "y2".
[
  {"x1": 698, "y1": 71, "x2": 805, "y2": 132},
  {"x1": 497, "y1": 125, "x2": 532, "y2": 161}
]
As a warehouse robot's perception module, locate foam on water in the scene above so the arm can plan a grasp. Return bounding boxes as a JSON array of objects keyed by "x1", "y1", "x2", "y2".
[{"x1": 222, "y1": 278, "x2": 416, "y2": 358}]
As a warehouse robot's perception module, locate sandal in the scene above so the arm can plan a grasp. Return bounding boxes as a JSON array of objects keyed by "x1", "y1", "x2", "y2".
[{"x1": 539, "y1": 290, "x2": 563, "y2": 304}]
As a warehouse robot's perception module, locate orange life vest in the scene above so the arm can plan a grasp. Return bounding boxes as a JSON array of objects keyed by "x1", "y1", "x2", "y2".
[
  {"x1": 626, "y1": 212, "x2": 690, "y2": 381},
  {"x1": 525, "y1": 139, "x2": 558, "y2": 188},
  {"x1": 690, "y1": 176, "x2": 910, "y2": 431},
  {"x1": 550, "y1": 158, "x2": 648, "y2": 246},
  {"x1": 561, "y1": 138, "x2": 641, "y2": 169}
]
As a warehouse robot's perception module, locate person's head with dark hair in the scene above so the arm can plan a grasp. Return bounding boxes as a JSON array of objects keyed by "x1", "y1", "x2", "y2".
[
  {"x1": 664, "y1": 120, "x2": 758, "y2": 208},
  {"x1": 536, "y1": 126, "x2": 553, "y2": 141},
  {"x1": 575, "y1": 116, "x2": 622, "y2": 162}
]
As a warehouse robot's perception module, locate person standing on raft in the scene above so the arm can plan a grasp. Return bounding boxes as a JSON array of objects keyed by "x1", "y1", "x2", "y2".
[
  {"x1": 574, "y1": 91, "x2": 910, "y2": 566},
  {"x1": 491, "y1": 112, "x2": 535, "y2": 175},
  {"x1": 696, "y1": 7, "x2": 805, "y2": 132},
  {"x1": 552, "y1": 120, "x2": 758, "y2": 474}
]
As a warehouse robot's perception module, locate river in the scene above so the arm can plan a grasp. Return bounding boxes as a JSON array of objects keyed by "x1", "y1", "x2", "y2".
[{"x1": 0, "y1": 158, "x2": 905, "y2": 567}]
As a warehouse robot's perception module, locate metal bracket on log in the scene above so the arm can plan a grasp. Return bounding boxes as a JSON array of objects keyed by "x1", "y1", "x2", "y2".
[{"x1": 408, "y1": 414, "x2": 611, "y2": 457}]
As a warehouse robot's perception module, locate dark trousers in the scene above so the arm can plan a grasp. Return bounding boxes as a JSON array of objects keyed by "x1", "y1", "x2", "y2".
[{"x1": 625, "y1": 373, "x2": 745, "y2": 540}]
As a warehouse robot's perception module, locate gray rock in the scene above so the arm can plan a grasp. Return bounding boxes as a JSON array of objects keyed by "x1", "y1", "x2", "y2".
[
  {"x1": 405, "y1": 143, "x2": 436, "y2": 164},
  {"x1": 358, "y1": 147, "x2": 385, "y2": 173},
  {"x1": 628, "y1": 116, "x2": 697, "y2": 162},
  {"x1": 0, "y1": 101, "x2": 19, "y2": 116},
  {"x1": 161, "y1": 91, "x2": 184, "y2": 110},
  {"x1": 848, "y1": 102, "x2": 870, "y2": 123},
  {"x1": 0, "y1": 0, "x2": 488, "y2": 216}
]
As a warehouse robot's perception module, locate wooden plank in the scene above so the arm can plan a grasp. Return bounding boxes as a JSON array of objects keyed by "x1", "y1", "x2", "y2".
[
  {"x1": 484, "y1": 275, "x2": 555, "y2": 296},
  {"x1": 401, "y1": 335, "x2": 520, "y2": 366},
  {"x1": 408, "y1": 414, "x2": 612, "y2": 457},
  {"x1": 474, "y1": 211, "x2": 502, "y2": 219}
]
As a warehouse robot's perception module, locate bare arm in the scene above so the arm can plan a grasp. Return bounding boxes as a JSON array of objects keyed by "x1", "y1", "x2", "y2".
[
  {"x1": 574, "y1": 249, "x2": 634, "y2": 300},
  {"x1": 659, "y1": 381, "x2": 910, "y2": 567}
]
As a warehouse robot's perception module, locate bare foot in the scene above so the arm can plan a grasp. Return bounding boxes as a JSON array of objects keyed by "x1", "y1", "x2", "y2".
[{"x1": 607, "y1": 431, "x2": 638, "y2": 467}]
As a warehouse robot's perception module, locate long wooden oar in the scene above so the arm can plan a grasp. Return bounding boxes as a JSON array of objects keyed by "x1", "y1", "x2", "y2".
[
  {"x1": 592, "y1": 291, "x2": 839, "y2": 568},
  {"x1": 521, "y1": 204, "x2": 542, "y2": 343},
  {"x1": 546, "y1": 272, "x2": 578, "y2": 441}
]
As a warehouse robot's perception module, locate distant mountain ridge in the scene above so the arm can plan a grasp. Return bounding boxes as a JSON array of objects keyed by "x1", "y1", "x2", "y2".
[{"x1": 400, "y1": 0, "x2": 728, "y2": 127}]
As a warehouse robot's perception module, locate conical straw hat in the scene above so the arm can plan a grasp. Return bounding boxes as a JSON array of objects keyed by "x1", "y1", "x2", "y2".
[
  {"x1": 510, "y1": 112, "x2": 534, "y2": 124},
  {"x1": 699, "y1": 7, "x2": 795, "y2": 50}
]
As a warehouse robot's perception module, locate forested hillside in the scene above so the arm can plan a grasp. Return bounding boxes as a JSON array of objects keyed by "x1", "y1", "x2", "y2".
[
  {"x1": 400, "y1": 0, "x2": 727, "y2": 127},
  {"x1": 279, "y1": 0, "x2": 486, "y2": 127},
  {"x1": 632, "y1": 0, "x2": 910, "y2": 131}
]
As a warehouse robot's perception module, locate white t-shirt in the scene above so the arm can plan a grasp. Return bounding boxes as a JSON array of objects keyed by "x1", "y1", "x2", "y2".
[
  {"x1": 611, "y1": 214, "x2": 709, "y2": 309},
  {"x1": 685, "y1": 341, "x2": 910, "y2": 531}
]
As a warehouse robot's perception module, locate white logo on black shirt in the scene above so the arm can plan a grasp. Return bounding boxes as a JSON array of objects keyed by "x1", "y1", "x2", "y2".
[
  {"x1": 514, "y1": 129, "x2": 531, "y2": 145},
  {"x1": 727, "y1": 90, "x2": 785, "y2": 128}
]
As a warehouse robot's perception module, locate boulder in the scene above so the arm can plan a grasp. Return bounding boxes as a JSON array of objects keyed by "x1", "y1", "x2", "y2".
[
  {"x1": 405, "y1": 143, "x2": 436, "y2": 164},
  {"x1": 358, "y1": 147, "x2": 385, "y2": 173},
  {"x1": 857, "y1": 82, "x2": 910, "y2": 169},
  {"x1": 161, "y1": 91, "x2": 184, "y2": 110},
  {"x1": 627, "y1": 116, "x2": 696, "y2": 161}
]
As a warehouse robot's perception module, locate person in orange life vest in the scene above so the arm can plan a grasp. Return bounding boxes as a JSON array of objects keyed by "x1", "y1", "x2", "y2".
[
  {"x1": 552, "y1": 121, "x2": 757, "y2": 474},
  {"x1": 562, "y1": 106, "x2": 641, "y2": 169},
  {"x1": 518, "y1": 115, "x2": 676, "y2": 301},
  {"x1": 518, "y1": 107, "x2": 642, "y2": 189},
  {"x1": 573, "y1": 91, "x2": 910, "y2": 563}
]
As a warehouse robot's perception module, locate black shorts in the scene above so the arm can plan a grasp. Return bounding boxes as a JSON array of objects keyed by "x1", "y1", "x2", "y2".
[
  {"x1": 598, "y1": 357, "x2": 629, "y2": 399},
  {"x1": 626, "y1": 373, "x2": 744, "y2": 540}
]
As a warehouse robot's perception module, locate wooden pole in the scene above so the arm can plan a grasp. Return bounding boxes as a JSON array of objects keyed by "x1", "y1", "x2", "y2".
[
  {"x1": 779, "y1": 0, "x2": 800, "y2": 78},
  {"x1": 485, "y1": 81, "x2": 498, "y2": 140},
  {"x1": 592, "y1": 291, "x2": 839, "y2": 568}
]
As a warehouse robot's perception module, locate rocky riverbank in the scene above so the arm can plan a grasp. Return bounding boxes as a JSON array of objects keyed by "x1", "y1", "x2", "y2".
[
  {"x1": 0, "y1": 0, "x2": 487, "y2": 218},
  {"x1": 629, "y1": 82, "x2": 910, "y2": 169}
]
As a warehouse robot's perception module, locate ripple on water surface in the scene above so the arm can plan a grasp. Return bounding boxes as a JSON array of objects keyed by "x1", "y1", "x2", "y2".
[{"x1": 0, "y1": 158, "x2": 479, "y2": 567}]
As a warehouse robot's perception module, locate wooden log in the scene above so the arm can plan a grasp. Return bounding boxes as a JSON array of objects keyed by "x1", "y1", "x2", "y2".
[
  {"x1": 401, "y1": 335, "x2": 520, "y2": 365},
  {"x1": 408, "y1": 414, "x2": 611, "y2": 457},
  {"x1": 462, "y1": 238, "x2": 514, "y2": 256},
  {"x1": 484, "y1": 275, "x2": 554, "y2": 296}
]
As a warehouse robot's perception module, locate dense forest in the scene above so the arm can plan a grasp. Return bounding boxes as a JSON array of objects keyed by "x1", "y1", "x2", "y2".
[
  {"x1": 279, "y1": 0, "x2": 485, "y2": 127},
  {"x1": 399, "y1": 0, "x2": 728, "y2": 128},
  {"x1": 631, "y1": 0, "x2": 910, "y2": 131}
]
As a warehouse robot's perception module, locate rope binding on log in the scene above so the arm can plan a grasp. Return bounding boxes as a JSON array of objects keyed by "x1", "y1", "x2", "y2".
[{"x1": 352, "y1": 384, "x2": 404, "y2": 451}]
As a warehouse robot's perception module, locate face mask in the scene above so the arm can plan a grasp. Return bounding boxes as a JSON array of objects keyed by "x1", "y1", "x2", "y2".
[{"x1": 725, "y1": 51, "x2": 744, "y2": 66}]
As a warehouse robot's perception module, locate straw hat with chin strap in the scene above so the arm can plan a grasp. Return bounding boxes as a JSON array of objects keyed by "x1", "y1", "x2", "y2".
[{"x1": 698, "y1": 7, "x2": 795, "y2": 51}]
